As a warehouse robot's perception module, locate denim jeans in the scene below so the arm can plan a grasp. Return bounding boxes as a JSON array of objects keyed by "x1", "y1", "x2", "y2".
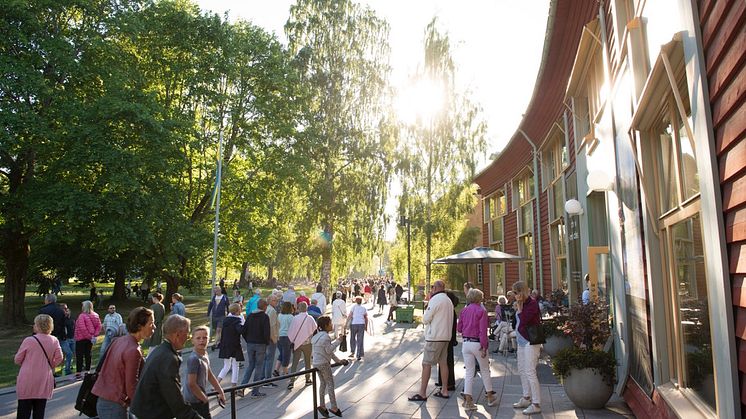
[
  {"x1": 349, "y1": 324, "x2": 365, "y2": 358},
  {"x1": 61, "y1": 339, "x2": 75, "y2": 375},
  {"x1": 100, "y1": 329, "x2": 115, "y2": 358},
  {"x1": 96, "y1": 397, "x2": 131, "y2": 419},
  {"x1": 241, "y1": 343, "x2": 266, "y2": 394},
  {"x1": 263, "y1": 342, "x2": 277, "y2": 378}
]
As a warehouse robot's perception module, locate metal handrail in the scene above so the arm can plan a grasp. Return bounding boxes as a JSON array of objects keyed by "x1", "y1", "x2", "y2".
[{"x1": 206, "y1": 361, "x2": 346, "y2": 419}]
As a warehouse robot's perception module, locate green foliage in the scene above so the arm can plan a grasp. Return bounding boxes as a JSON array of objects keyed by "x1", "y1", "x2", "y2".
[
  {"x1": 0, "y1": 0, "x2": 323, "y2": 320},
  {"x1": 286, "y1": 0, "x2": 395, "y2": 291},
  {"x1": 560, "y1": 301, "x2": 611, "y2": 350},
  {"x1": 551, "y1": 347, "x2": 617, "y2": 386},
  {"x1": 542, "y1": 315, "x2": 569, "y2": 338},
  {"x1": 551, "y1": 300, "x2": 616, "y2": 386}
]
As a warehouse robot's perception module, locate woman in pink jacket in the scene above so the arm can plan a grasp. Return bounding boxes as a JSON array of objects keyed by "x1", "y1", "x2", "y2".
[
  {"x1": 74, "y1": 300, "x2": 101, "y2": 375},
  {"x1": 15, "y1": 314, "x2": 63, "y2": 419}
]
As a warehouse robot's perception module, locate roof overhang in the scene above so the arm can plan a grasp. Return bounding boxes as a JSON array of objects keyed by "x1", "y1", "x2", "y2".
[
  {"x1": 631, "y1": 33, "x2": 687, "y2": 130},
  {"x1": 566, "y1": 18, "x2": 601, "y2": 97}
]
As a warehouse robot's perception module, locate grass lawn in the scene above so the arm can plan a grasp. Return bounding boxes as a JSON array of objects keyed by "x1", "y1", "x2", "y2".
[{"x1": 0, "y1": 283, "x2": 316, "y2": 389}]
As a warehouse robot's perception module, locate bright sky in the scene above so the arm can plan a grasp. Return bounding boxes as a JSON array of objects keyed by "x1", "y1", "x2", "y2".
[{"x1": 194, "y1": 0, "x2": 551, "y2": 240}]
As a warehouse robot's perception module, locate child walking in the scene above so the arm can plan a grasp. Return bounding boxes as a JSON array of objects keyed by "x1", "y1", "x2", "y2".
[
  {"x1": 311, "y1": 316, "x2": 348, "y2": 417},
  {"x1": 183, "y1": 326, "x2": 225, "y2": 418},
  {"x1": 217, "y1": 303, "x2": 245, "y2": 388}
]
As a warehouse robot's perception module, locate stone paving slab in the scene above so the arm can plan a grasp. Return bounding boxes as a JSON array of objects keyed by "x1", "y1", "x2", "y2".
[{"x1": 0, "y1": 301, "x2": 635, "y2": 418}]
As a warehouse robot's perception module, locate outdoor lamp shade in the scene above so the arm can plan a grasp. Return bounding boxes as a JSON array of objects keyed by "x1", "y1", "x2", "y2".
[
  {"x1": 587, "y1": 170, "x2": 614, "y2": 191},
  {"x1": 565, "y1": 199, "x2": 584, "y2": 216}
]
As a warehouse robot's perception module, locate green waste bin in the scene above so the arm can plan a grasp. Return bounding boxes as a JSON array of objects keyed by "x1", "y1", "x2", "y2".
[{"x1": 396, "y1": 305, "x2": 414, "y2": 323}]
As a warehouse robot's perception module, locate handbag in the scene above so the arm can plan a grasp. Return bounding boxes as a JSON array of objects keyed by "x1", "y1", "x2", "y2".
[
  {"x1": 527, "y1": 323, "x2": 546, "y2": 345},
  {"x1": 338, "y1": 333, "x2": 347, "y2": 352},
  {"x1": 31, "y1": 335, "x2": 56, "y2": 388},
  {"x1": 74, "y1": 344, "x2": 111, "y2": 417}
]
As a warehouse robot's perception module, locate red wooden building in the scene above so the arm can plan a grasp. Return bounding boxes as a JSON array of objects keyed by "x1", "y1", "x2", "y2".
[{"x1": 473, "y1": 1, "x2": 745, "y2": 417}]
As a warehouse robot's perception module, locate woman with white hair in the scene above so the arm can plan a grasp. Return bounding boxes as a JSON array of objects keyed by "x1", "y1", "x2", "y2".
[
  {"x1": 74, "y1": 300, "x2": 101, "y2": 375},
  {"x1": 15, "y1": 314, "x2": 63, "y2": 419},
  {"x1": 457, "y1": 289, "x2": 497, "y2": 410}
]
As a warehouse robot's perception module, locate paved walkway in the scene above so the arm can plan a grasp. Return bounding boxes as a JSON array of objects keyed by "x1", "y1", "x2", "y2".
[{"x1": 0, "y1": 304, "x2": 635, "y2": 418}]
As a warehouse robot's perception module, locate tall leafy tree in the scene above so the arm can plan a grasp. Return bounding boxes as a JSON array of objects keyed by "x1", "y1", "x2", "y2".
[
  {"x1": 397, "y1": 18, "x2": 487, "y2": 290},
  {"x1": 285, "y1": 0, "x2": 395, "y2": 294},
  {"x1": 0, "y1": 0, "x2": 154, "y2": 323}
]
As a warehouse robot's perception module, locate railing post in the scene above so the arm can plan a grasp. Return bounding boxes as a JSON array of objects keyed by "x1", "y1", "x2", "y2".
[
  {"x1": 230, "y1": 388, "x2": 236, "y2": 419},
  {"x1": 312, "y1": 368, "x2": 319, "y2": 419}
]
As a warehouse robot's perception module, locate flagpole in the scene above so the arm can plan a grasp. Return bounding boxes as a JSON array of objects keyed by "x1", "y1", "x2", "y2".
[{"x1": 210, "y1": 130, "x2": 223, "y2": 339}]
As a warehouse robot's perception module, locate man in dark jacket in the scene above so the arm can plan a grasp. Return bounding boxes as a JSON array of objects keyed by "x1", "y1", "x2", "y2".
[
  {"x1": 240, "y1": 299, "x2": 270, "y2": 397},
  {"x1": 131, "y1": 314, "x2": 202, "y2": 419},
  {"x1": 39, "y1": 294, "x2": 65, "y2": 343}
]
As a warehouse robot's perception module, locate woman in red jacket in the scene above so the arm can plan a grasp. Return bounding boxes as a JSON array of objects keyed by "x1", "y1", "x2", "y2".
[
  {"x1": 74, "y1": 300, "x2": 101, "y2": 375},
  {"x1": 92, "y1": 307, "x2": 155, "y2": 418},
  {"x1": 512, "y1": 281, "x2": 542, "y2": 415}
]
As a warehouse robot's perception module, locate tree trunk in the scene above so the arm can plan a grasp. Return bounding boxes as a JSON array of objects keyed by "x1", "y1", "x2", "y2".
[
  {"x1": 1, "y1": 230, "x2": 30, "y2": 326},
  {"x1": 319, "y1": 222, "x2": 334, "y2": 298},
  {"x1": 266, "y1": 263, "x2": 274, "y2": 287},
  {"x1": 164, "y1": 274, "x2": 179, "y2": 307},
  {"x1": 240, "y1": 262, "x2": 249, "y2": 287},
  {"x1": 111, "y1": 266, "x2": 127, "y2": 301}
]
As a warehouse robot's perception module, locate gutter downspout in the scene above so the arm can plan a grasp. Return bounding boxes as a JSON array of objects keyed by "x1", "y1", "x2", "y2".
[{"x1": 518, "y1": 128, "x2": 544, "y2": 295}]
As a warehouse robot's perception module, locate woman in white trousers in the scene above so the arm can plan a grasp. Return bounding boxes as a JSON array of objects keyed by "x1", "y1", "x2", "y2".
[
  {"x1": 512, "y1": 281, "x2": 542, "y2": 415},
  {"x1": 456, "y1": 288, "x2": 497, "y2": 410}
]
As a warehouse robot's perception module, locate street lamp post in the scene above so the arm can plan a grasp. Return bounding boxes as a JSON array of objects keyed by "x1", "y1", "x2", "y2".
[{"x1": 399, "y1": 215, "x2": 412, "y2": 302}]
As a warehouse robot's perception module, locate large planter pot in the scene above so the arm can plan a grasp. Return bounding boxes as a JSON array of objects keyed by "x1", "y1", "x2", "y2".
[
  {"x1": 563, "y1": 368, "x2": 613, "y2": 409},
  {"x1": 543, "y1": 335, "x2": 573, "y2": 357}
]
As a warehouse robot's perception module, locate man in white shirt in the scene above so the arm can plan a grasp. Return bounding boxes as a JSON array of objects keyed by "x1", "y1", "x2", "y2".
[
  {"x1": 100, "y1": 304, "x2": 124, "y2": 356},
  {"x1": 311, "y1": 285, "x2": 327, "y2": 315},
  {"x1": 331, "y1": 292, "x2": 347, "y2": 339},
  {"x1": 409, "y1": 280, "x2": 454, "y2": 401}
]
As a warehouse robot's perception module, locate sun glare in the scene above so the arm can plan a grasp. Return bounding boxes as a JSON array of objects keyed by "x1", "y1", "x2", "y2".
[{"x1": 395, "y1": 77, "x2": 445, "y2": 126}]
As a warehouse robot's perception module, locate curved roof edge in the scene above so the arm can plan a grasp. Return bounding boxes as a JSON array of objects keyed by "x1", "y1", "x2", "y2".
[{"x1": 474, "y1": 0, "x2": 597, "y2": 192}]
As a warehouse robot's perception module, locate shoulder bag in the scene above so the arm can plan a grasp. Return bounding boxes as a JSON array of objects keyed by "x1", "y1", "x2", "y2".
[
  {"x1": 31, "y1": 335, "x2": 56, "y2": 388},
  {"x1": 74, "y1": 343, "x2": 111, "y2": 417}
]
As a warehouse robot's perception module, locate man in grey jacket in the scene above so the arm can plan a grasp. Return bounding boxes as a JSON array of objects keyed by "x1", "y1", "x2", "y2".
[{"x1": 131, "y1": 315, "x2": 202, "y2": 419}]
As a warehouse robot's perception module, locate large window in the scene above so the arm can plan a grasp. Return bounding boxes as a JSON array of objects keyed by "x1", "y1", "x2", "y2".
[
  {"x1": 487, "y1": 189, "x2": 507, "y2": 296},
  {"x1": 635, "y1": 41, "x2": 712, "y2": 411},
  {"x1": 550, "y1": 221, "x2": 568, "y2": 293},
  {"x1": 514, "y1": 170, "x2": 535, "y2": 290}
]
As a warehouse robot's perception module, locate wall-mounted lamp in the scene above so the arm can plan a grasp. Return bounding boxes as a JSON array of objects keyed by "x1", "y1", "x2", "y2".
[
  {"x1": 565, "y1": 199, "x2": 584, "y2": 216},
  {"x1": 587, "y1": 170, "x2": 615, "y2": 192}
]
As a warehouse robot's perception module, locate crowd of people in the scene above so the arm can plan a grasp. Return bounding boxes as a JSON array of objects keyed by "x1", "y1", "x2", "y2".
[{"x1": 16, "y1": 277, "x2": 547, "y2": 418}]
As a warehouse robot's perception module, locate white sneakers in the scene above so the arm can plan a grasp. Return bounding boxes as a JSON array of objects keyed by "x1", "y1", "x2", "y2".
[
  {"x1": 512, "y1": 397, "x2": 531, "y2": 408},
  {"x1": 522, "y1": 404, "x2": 542, "y2": 415}
]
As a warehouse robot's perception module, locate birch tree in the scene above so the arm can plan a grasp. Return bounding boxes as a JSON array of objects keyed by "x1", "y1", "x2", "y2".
[{"x1": 285, "y1": 0, "x2": 395, "y2": 295}]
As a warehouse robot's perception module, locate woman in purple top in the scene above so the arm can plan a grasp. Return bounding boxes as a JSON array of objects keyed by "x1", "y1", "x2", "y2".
[
  {"x1": 457, "y1": 288, "x2": 496, "y2": 410},
  {"x1": 512, "y1": 281, "x2": 542, "y2": 415}
]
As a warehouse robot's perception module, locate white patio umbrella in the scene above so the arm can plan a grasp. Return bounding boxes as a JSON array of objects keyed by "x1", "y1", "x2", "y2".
[
  {"x1": 432, "y1": 247, "x2": 524, "y2": 264},
  {"x1": 432, "y1": 247, "x2": 524, "y2": 288}
]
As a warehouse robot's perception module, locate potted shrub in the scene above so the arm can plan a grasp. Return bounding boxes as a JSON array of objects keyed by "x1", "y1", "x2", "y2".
[
  {"x1": 542, "y1": 315, "x2": 573, "y2": 357},
  {"x1": 551, "y1": 301, "x2": 616, "y2": 409}
]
